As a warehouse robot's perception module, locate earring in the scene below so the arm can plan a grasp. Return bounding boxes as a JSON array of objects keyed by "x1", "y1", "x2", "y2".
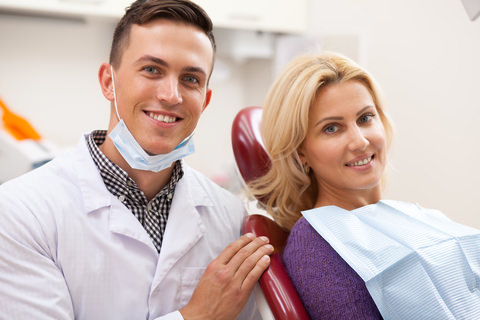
[{"x1": 303, "y1": 162, "x2": 310, "y2": 175}]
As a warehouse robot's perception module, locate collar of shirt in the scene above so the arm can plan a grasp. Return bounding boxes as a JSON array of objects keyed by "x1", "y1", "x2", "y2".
[{"x1": 85, "y1": 130, "x2": 183, "y2": 252}]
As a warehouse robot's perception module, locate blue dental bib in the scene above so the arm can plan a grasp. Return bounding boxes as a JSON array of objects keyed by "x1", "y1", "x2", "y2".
[{"x1": 302, "y1": 200, "x2": 480, "y2": 320}]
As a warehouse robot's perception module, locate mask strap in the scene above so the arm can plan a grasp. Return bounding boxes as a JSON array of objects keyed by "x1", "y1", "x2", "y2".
[{"x1": 110, "y1": 65, "x2": 121, "y2": 121}]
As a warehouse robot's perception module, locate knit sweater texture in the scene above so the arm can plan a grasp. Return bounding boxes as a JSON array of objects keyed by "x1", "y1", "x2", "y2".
[{"x1": 282, "y1": 217, "x2": 382, "y2": 320}]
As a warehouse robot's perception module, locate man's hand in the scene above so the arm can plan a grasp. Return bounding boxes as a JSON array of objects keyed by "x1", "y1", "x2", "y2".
[{"x1": 180, "y1": 233, "x2": 273, "y2": 320}]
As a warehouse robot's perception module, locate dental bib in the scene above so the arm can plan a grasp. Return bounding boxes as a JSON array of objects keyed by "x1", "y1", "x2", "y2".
[{"x1": 302, "y1": 200, "x2": 480, "y2": 320}]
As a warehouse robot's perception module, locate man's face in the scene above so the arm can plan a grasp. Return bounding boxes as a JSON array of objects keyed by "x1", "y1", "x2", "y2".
[{"x1": 110, "y1": 19, "x2": 213, "y2": 155}]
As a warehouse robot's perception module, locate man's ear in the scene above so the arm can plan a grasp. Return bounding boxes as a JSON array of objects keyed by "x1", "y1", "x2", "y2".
[
  {"x1": 98, "y1": 62, "x2": 114, "y2": 101},
  {"x1": 202, "y1": 89, "x2": 212, "y2": 112}
]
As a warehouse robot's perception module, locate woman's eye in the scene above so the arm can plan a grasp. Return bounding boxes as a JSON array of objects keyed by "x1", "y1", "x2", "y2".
[
  {"x1": 359, "y1": 113, "x2": 375, "y2": 124},
  {"x1": 323, "y1": 125, "x2": 338, "y2": 134}
]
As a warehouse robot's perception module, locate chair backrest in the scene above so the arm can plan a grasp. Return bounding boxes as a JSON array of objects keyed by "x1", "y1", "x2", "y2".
[{"x1": 232, "y1": 106, "x2": 310, "y2": 320}]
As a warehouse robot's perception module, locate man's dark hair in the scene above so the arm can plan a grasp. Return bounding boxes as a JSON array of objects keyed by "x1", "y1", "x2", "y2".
[{"x1": 109, "y1": 0, "x2": 216, "y2": 68}]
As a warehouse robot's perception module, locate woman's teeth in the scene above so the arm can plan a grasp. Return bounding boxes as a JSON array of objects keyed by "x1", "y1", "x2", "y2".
[
  {"x1": 347, "y1": 156, "x2": 372, "y2": 167},
  {"x1": 148, "y1": 112, "x2": 176, "y2": 123}
]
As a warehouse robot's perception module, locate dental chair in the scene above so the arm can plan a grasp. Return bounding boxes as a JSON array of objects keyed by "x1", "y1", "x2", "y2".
[{"x1": 231, "y1": 106, "x2": 310, "y2": 320}]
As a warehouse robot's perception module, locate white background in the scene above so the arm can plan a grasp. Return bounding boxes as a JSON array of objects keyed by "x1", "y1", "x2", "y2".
[{"x1": 0, "y1": 0, "x2": 479, "y2": 228}]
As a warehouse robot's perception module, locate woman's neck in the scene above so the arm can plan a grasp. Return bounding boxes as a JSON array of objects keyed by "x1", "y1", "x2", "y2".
[{"x1": 314, "y1": 186, "x2": 382, "y2": 211}]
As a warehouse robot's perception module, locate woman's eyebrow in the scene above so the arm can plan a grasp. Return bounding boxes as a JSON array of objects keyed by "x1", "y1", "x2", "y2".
[
  {"x1": 356, "y1": 105, "x2": 375, "y2": 116},
  {"x1": 314, "y1": 116, "x2": 343, "y2": 127},
  {"x1": 314, "y1": 105, "x2": 375, "y2": 127}
]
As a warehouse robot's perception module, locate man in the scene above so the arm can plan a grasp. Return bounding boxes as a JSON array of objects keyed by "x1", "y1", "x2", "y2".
[{"x1": 0, "y1": 1, "x2": 273, "y2": 319}]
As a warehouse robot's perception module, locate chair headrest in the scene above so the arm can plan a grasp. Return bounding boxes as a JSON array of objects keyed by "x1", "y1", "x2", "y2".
[{"x1": 231, "y1": 106, "x2": 271, "y2": 185}]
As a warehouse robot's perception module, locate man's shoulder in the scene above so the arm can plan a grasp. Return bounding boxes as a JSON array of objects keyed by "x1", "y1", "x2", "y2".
[
  {"x1": 182, "y1": 162, "x2": 241, "y2": 203},
  {"x1": 180, "y1": 163, "x2": 246, "y2": 228},
  {"x1": 1, "y1": 154, "x2": 74, "y2": 201}
]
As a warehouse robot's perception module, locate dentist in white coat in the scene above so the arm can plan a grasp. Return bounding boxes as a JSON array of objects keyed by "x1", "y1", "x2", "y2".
[{"x1": 0, "y1": 1, "x2": 273, "y2": 319}]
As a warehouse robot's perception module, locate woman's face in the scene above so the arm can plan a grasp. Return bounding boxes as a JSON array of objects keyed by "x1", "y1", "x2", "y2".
[{"x1": 299, "y1": 80, "x2": 387, "y2": 205}]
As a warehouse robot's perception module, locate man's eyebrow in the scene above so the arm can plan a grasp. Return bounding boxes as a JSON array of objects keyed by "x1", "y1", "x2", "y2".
[
  {"x1": 135, "y1": 55, "x2": 168, "y2": 67},
  {"x1": 183, "y1": 66, "x2": 207, "y2": 78},
  {"x1": 135, "y1": 55, "x2": 207, "y2": 77}
]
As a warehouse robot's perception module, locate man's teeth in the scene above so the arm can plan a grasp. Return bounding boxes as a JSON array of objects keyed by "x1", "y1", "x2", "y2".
[
  {"x1": 148, "y1": 112, "x2": 176, "y2": 123},
  {"x1": 348, "y1": 156, "x2": 372, "y2": 167}
]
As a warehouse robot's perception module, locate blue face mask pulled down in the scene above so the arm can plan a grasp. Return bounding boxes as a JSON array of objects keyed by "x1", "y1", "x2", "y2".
[
  {"x1": 302, "y1": 200, "x2": 480, "y2": 320},
  {"x1": 108, "y1": 66, "x2": 195, "y2": 172}
]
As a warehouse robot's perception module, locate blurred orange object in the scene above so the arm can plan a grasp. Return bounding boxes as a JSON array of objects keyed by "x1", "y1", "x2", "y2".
[{"x1": 0, "y1": 97, "x2": 42, "y2": 141}]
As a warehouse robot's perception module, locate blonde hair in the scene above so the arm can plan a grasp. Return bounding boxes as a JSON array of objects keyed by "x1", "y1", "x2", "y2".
[{"x1": 248, "y1": 52, "x2": 393, "y2": 230}]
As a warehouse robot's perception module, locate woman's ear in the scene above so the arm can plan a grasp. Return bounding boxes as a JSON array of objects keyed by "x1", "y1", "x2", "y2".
[
  {"x1": 98, "y1": 62, "x2": 114, "y2": 101},
  {"x1": 297, "y1": 146, "x2": 307, "y2": 165}
]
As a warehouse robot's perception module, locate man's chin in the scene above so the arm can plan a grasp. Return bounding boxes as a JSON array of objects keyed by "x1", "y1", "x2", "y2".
[{"x1": 145, "y1": 145, "x2": 176, "y2": 156}]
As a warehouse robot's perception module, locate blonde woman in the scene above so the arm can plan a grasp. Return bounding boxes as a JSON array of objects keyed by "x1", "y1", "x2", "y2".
[{"x1": 249, "y1": 52, "x2": 480, "y2": 319}]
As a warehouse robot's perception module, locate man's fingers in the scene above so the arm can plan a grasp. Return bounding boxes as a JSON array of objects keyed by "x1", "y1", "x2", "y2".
[
  {"x1": 210, "y1": 233, "x2": 273, "y2": 291},
  {"x1": 228, "y1": 237, "x2": 272, "y2": 273},
  {"x1": 180, "y1": 234, "x2": 274, "y2": 320},
  {"x1": 232, "y1": 241, "x2": 273, "y2": 284},
  {"x1": 215, "y1": 233, "x2": 257, "y2": 265},
  {"x1": 240, "y1": 254, "x2": 271, "y2": 292}
]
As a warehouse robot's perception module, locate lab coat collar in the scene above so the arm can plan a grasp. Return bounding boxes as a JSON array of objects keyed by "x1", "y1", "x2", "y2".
[
  {"x1": 74, "y1": 135, "x2": 112, "y2": 213},
  {"x1": 152, "y1": 160, "x2": 214, "y2": 287},
  {"x1": 73, "y1": 135, "x2": 155, "y2": 250}
]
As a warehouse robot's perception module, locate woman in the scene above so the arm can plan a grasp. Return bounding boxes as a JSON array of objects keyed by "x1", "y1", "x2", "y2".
[{"x1": 248, "y1": 52, "x2": 479, "y2": 319}]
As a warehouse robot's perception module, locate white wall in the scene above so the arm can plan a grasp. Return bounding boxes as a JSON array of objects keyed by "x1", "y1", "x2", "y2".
[
  {"x1": 1, "y1": 0, "x2": 479, "y2": 228},
  {"x1": 0, "y1": 14, "x2": 113, "y2": 146},
  {"x1": 304, "y1": 0, "x2": 480, "y2": 228}
]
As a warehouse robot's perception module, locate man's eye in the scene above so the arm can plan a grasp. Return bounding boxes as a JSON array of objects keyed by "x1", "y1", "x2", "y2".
[
  {"x1": 183, "y1": 75, "x2": 199, "y2": 84},
  {"x1": 143, "y1": 66, "x2": 158, "y2": 73}
]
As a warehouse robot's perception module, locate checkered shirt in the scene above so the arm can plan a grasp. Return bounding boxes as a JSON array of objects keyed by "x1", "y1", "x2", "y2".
[{"x1": 86, "y1": 130, "x2": 183, "y2": 253}]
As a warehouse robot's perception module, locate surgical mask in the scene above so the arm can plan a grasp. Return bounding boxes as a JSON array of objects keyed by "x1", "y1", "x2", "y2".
[
  {"x1": 108, "y1": 66, "x2": 195, "y2": 172},
  {"x1": 302, "y1": 200, "x2": 480, "y2": 320}
]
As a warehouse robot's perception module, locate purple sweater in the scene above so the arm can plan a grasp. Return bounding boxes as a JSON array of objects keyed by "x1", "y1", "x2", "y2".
[{"x1": 282, "y1": 217, "x2": 382, "y2": 320}]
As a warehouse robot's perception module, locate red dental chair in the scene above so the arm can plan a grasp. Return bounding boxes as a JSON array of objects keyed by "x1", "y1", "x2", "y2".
[{"x1": 231, "y1": 106, "x2": 310, "y2": 320}]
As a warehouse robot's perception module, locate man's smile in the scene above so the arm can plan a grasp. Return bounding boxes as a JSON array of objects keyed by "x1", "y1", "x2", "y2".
[{"x1": 147, "y1": 111, "x2": 179, "y2": 123}]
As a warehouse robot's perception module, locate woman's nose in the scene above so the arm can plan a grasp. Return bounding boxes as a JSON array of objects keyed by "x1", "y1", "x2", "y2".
[
  {"x1": 348, "y1": 126, "x2": 369, "y2": 152},
  {"x1": 157, "y1": 76, "x2": 183, "y2": 106}
]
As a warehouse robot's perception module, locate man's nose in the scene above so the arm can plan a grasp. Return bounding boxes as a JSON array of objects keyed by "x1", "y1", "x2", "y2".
[
  {"x1": 157, "y1": 76, "x2": 182, "y2": 106},
  {"x1": 348, "y1": 126, "x2": 369, "y2": 152}
]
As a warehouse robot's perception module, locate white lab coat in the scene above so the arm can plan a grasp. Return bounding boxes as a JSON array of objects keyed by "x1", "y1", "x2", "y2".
[{"x1": 0, "y1": 135, "x2": 260, "y2": 320}]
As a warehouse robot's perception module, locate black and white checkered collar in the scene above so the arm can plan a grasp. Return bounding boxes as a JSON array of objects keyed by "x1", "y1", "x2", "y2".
[{"x1": 85, "y1": 130, "x2": 183, "y2": 204}]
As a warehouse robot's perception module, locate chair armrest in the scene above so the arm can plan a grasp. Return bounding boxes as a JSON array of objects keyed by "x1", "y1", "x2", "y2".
[{"x1": 242, "y1": 215, "x2": 310, "y2": 320}]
